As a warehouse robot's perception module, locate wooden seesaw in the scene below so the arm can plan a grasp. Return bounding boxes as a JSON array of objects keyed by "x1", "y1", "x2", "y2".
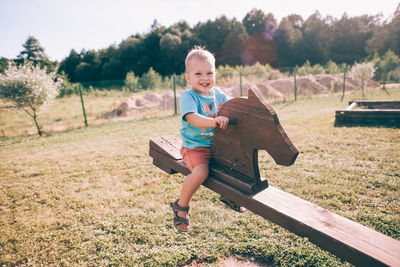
[{"x1": 149, "y1": 88, "x2": 400, "y2": 266}]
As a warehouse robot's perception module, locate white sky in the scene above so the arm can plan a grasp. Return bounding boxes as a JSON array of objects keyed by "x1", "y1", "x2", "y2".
[{"x1": 0, "y1": 0, "x2": 398, "y2": 61}]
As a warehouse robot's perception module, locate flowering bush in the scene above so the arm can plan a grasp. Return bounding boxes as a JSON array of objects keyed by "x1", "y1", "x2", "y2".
[
  {"x1": 0, "y1": 61, "x2": 62, "y2": 135},
  {"x1": 348, "y1": 62, "x2": 376, "y2": 96}
]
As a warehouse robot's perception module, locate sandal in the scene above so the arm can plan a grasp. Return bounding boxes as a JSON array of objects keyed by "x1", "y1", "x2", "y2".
[
  {"x1": 219, "y1": 196, "x2": 245, "y2": 213},
  {"x1": 170, "y1": 199, "x2": 190, "y2": 232}
]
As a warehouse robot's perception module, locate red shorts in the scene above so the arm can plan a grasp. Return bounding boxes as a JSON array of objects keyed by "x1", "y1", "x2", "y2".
[{"x1": 180, "y1": 147, "x2": 211, "y2": 171}]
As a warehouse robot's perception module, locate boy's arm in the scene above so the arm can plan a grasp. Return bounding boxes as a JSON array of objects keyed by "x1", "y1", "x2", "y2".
[{"x1": 185, "y1": 113, "x2": 229, "y2": 129}]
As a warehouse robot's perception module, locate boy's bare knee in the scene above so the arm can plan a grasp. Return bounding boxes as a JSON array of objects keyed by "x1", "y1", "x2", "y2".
[{"x1": 191, "y1": 164, "x2": 209, "y2": 180}]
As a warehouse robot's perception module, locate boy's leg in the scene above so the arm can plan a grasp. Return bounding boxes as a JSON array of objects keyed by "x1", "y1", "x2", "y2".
[
  {"x1": 178, "y1": 163, "x2": 209, "y2": 207},
  {"x1": 176, "y1": 163, "x2": 209, "y2": 231}
]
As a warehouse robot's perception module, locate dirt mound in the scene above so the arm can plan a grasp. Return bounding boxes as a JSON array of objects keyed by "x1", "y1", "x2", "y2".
[
  {"x1": 100, "y1": 74, "x2": 381, "y2": 119},
  {"x1": 223, "y1": 82, "x2": 285, "y2": 100},
  {"x1": 160, "y1": 91, "x2": 176, "y2": 110},
  {"x1": 268, "y1": 79, "x2": 293, "y2": 95},
  {"x1": 225, "y1": 74, "x2": 335, "y2": 99},
  {"x1": 222, "y1": 83, "x2": 284, "y2": 100},
  {"x1": 99, "y1": 92, "x2": 174, "y2": 119},
  {"x1": 316, "y1": 74, "x2": 344, "y2": 90}
]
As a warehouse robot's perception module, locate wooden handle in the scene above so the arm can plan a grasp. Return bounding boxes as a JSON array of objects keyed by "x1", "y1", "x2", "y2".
[
  {"x1": 228, "y1": 118, "x2": 237, "y2": 125},
  {"x1": 217, "y1": 118, "x2": 237, "y2": 127}
]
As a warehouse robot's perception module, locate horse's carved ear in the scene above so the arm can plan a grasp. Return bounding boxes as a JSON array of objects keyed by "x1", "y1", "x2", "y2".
[
  {"x1": 247, "y1": 87, "x2": 277, "y2": 116},
  {"x1": 248, "y1": 87, "x2": 261, "y2": 100}
]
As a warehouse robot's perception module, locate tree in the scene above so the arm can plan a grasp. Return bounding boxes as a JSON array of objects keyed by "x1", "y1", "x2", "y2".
[
  {"x1": 99, "y1": 45, "x2": 119, "y2": 80},
  {"x1": 122, "y1": 71, "x2": 139, "y2": 92},
  {"x1": 0, "y1": 62, "x2": 62, "y2": 136},
  {"x1": 276, "y1": 14, "x2": 306, "y2": 67},
  {"x1": 161, "y1": 21, "x2": 198, "y2": 74},
  {"x1": 243, "y1": 8, "x2": 269, "y2": 35},
  {"x1": 74, "y1": 49, "x2": 101, "y2": 82},
  {"x1": 366, "y1": 5, "x2": 400, "y2": 55},
  {"x1": 297, "y1": 60, "x2": 325, "y2": 75},
  {"x1": 241, "y1": 12, "x2": 278, "y2": 66},
  {"x1": 139, "y1": 26, "x2": 165, "y2": 75},
  {"x1": 348, "y1": 62, "x2": 376, "y2": 96},
  {"x1": 138, "y1": 67, "x2": 162, "y2": 90},
  {"x1": 302, "y1": 12, "x2": 330, "y2": 65},
  {"x1": 242, "y1": 32, "x2": 278, "y2": 66},
  {"x1": 194, "y1": 16, "x2": 232, "y2": 62},
  {"x1": 17, "y1": 36, "x2": 54, "y2": 71},
  {"x1": 325, "y1": 60, "x2": 343, "y2": 74},
  {"x1": 0, "y1": 57, "x2": 9, "y2": 74},
  {"x1": 329, "y1": 15, "x2": 376, "y2": 64},
  {"x1": 374, "y1": 50, "x2": 400, "y2": 83},
  {"x1": 58, "y1": 49, "x2": 81, "y2": 82},
  {"x1": 218, "y1": 19, "x2": 248, "y2": 66},
  {"x1": 159, "y1": 33, "x2": 184, "y2": 75},
  {"x1": 112, "y1": 37, "x2": 142, "y2": 78}
]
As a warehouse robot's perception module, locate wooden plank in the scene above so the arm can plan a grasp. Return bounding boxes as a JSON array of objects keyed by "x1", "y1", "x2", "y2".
[
  {"x1": 346, "y1": 101, "x2": 358, "y2": 110},
  {"x1": 337, "y1": 109, "x2": 400, "y2": 115},
  {"x1": 204, "y1": 178, "x2": 400, "y2": 267},
  {"x1": 149, "y1": 135, "x2": 182, "y2": 160},
  {"x1": 351, "y1": 100, "x2": 400, "y2": 109},
  {"x1": 149, "y1": 138, "x2": 400, "y2": 267},
  {"x1": 149, "y1": 148, "x2": 190, "y2": 176},
  {"x1": 152, "y1": 158, "x2": 177, "y2": 174},
  {"x1": 335, "y1": 110, "x2": 400, "y2": 127},
  {"x1": 209, "y1": 162, "x2": 268, "y2": 194},
  {"x1": 336, "y1": 110, "x2": 400, "y2": 120}
]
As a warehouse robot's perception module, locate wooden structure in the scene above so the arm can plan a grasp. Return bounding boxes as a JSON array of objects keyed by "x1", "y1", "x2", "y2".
[
  {"x1": 212, "y1": 89, "x2": 298, "y2": 193},
  {"x1": 149, "y1": 89, "x2": 400, "y2": 266},
  {"x1": 335, "y1": 100, "x2": 400, "y2": 127}
]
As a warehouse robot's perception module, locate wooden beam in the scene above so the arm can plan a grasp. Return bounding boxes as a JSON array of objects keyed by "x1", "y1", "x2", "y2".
[
  {"x1": 336, "y1": 109, "x2": 400, "y2": 118},
  {"x1": 149, "y1": 136, "x2": 400, "y2": 267},
  {"x1": 346, "y1": 101, "x2": 358, "y2": 110},
  {"x1": 205, "y1": 178, "x2": 400, "y2": 267},
  {"x1": 335, "y1": 110, "x2": 400, "y2": 127},
  {"x1": 351, "y1": 100, "x2": 400, "y2": 109}
]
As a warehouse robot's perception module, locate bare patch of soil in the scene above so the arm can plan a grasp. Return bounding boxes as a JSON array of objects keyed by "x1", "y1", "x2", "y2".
[{"x1": 186, "y1": 256, "x2": 269, "y2": 267}]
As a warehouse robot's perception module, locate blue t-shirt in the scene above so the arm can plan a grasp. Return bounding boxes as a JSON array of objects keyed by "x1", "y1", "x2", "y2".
[{"x1": 180, "y1": 87, "x2": 228, "y2": 149}]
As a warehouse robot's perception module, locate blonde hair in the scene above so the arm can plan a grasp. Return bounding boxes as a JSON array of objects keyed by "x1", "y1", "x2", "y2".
[{"x1": 185, "y1": 46, "x2": 215, "y2": 71}]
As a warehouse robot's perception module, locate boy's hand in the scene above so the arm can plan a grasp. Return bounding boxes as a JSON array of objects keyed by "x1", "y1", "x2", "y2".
[{"x1": 215, "y1": 116, "x2": 229, "y2": 129}]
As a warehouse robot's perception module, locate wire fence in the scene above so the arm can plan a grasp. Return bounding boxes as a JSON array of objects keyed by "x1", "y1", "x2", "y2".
[{"x1": 69, "y1": 64, "x2": 394, "y2": 120}]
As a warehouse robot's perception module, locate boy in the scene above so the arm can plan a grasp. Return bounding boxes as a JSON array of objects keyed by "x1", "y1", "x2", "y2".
[{"x1": 170, "y1": 46, "x2": 242, "y2": 232}]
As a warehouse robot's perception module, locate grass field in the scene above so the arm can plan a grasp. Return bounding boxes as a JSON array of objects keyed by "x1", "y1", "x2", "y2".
[
  {"x1": 0, "y1": 87, "x2": 399, "y2": 266},
  {"x1": 0, "y1": 90, "x2": 131, "y2": 136}
]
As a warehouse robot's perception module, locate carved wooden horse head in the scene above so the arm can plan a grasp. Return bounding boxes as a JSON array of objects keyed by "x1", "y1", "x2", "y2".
[{"x1": 212, "y1": 88, "x2": 299, "y2": 189}]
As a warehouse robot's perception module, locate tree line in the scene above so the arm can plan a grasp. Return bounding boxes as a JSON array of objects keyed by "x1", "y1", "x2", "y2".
[{"x1": 1, "y1": 6, "x2": 400, "y2": 84}]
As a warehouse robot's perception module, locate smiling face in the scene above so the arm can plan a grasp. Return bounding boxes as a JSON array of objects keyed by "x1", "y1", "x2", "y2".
[{"x1": 185, "y1": 57, "x2": 215, "y2": 96}]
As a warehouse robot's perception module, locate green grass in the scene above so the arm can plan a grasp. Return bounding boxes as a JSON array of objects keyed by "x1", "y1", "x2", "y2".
[{"x1": 0, "y1": 87, "x2": 399, "y2": 266}]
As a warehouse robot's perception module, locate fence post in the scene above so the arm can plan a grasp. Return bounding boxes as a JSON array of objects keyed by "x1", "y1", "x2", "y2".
[
  {"x1": 382, "y1": 71, "x2": 390, "y2": 95},
  {"x1": 173, "y1": 75, "x2": 177, "y2": 115},
  {"x1": 341, "y1": 65, "x2": 347, "y2": 102},
  {"x1": 240, "y1": 72, "x2": 243, "y2": 96},
  {"x1": 78, "y1": 84, "x2": 88, "y2": 127},
  {"x1": 293, "y1": 68, "x2": 297, "y2": 101}
]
